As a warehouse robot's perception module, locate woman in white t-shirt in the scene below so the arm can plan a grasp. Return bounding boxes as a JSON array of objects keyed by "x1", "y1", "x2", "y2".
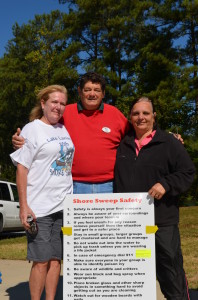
[{"x1": 10, "y1": 85, "x2": 74, "y2": 300}]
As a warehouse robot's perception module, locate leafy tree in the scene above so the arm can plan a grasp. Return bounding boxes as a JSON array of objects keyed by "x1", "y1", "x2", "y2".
[
  {"x1": 151, "y1": 0, "x2": 198, "y2": 134},
  {"x1": 0, "y1": 0, "x2": 197, "y2": 203},
  {"x1": 0, "y1": 10, "x2": 79, "y2": 180}
]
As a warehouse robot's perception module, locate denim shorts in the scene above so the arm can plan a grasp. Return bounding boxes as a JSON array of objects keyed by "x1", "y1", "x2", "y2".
[
  {"x1": 26, "y1": 211, "x2": 63, "y2": 262},
  {"x1": 73, "y1": 180, "x2": 113, "y2": 194}
]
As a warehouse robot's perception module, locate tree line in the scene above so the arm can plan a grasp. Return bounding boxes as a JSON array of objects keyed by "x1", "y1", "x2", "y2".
[{"x1": 0, "y1": 0, "x2": 197, "y2": 204}]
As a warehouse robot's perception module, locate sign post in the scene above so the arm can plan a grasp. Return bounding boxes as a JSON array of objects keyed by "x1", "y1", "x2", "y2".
[{"x1": 62, "y1": 193, "x2": 157, "y2": 300}]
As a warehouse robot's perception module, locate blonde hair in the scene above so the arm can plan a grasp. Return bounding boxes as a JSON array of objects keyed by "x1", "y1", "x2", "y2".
[{"x1": 29, "y1": 85, "x2": 67, "y2": 121}]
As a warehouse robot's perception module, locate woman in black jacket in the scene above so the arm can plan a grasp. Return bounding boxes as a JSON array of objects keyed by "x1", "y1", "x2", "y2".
[{"x1": 114, "y1": 97, "x2": 195, "y2": 300}]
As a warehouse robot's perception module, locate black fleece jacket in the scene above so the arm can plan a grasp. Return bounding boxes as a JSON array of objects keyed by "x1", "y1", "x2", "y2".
[{"x1": 114, "y1": 128, "x2": 195, "y2": 226}]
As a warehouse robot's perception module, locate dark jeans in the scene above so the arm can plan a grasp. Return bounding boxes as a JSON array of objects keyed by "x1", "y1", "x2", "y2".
[{"x1": 156, "y1": 225, "x2": 190, "y2": 300}]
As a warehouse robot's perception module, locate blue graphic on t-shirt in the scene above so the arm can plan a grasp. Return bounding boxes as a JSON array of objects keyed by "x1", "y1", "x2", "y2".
[{"x1": 50, "y1": 142, "x2": 74, "y2": 176}]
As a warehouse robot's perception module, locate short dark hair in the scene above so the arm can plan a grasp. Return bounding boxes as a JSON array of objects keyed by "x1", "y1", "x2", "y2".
[{"x1": 79, "y1": 72, "x2": 106, "y2": 92}]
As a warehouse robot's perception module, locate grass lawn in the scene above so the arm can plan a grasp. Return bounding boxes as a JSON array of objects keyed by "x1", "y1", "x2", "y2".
[
  {"x1": 179, "y1": 206, "x2": 198, "y2": 289},
  {"x1": 0, "y1": 206, "x2": 197, "y2": 289},
  {"x1": 0, "y1": 235, "x2": 27, "y2": 260}
]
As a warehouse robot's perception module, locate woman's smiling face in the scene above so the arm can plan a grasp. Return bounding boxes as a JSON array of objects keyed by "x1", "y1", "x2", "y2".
[
  {"x1": 130, "y1": 101, "x2": 156, "y2": 135},
  {"x1": 41, "y1": 91, "x2": 67, "y2": 125}
]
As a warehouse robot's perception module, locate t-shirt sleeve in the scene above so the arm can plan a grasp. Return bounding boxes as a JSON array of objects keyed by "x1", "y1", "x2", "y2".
[
  {"x1": 10, "y1": 123, "x2": 37, "y2": 169},
  {"x1": 10, "y1": 138, "x2": 36, "y2": 169}
]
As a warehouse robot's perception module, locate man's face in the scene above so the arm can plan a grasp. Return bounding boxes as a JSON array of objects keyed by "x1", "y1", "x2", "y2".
[{"x1": 78, "y1": 81, "x2": 105, "y2": 110}]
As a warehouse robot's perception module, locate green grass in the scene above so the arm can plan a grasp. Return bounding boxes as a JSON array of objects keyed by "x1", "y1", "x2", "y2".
[
  {"x1": 0, "y1": 207, "x2": 197, "y2": 289},
  {"x1": 0, "y1": 235, "x2": 27, "y2": 260},
  {"x1": 179, "y1": 206, "x2": 198, "y2": 289}
]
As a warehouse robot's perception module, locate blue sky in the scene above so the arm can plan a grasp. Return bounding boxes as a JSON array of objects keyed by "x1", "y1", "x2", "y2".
[
  {"x1": 0, "y1": 0, "x2": 68, "y2": 57},
  {"x1": 0, "y1": 1, "x2": 187, "y2": 58}
]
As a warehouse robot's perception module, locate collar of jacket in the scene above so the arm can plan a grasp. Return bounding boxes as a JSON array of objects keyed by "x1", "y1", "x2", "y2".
[
  {"x1": 124, "y1": 127, "x2": 168, "y2": 146},
  {"x1": 77, "y1": 101, "x2": 104, "y2": 112}
]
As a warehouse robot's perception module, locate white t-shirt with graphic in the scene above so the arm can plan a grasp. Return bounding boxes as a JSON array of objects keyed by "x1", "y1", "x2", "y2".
[{"x1": 10, "y1": 119, "x2": 74, "y2": 217}]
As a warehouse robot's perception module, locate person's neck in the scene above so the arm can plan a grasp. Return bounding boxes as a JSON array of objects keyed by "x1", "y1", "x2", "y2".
[
  {"x1": 40, "y1": 116, "x2": 55, "y2": 125},
  {"x1": 135, "y1": 129, "x2": 153, "y2": 143},
  {"x1": 80, "y1": 100, "x2": 102, "y2": 111}
]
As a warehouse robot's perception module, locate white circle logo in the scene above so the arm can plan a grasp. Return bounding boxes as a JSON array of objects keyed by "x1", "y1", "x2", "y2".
[{"x1": 102, "y1": 127, "x2": 111, "y2": 133}]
